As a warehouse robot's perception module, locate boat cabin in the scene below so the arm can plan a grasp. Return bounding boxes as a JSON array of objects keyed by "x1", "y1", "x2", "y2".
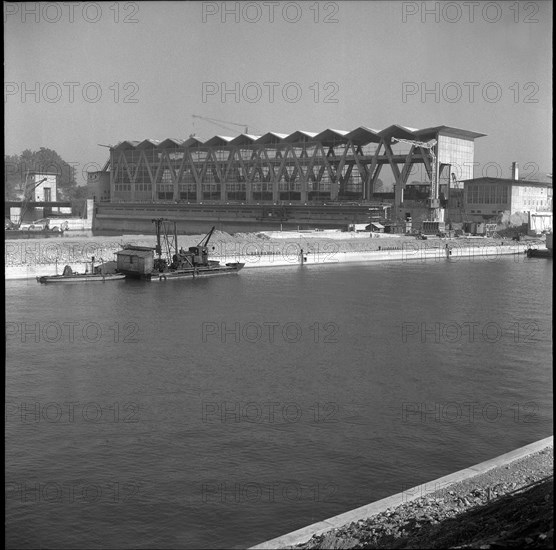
[
  {"x1": 116, "y1": 246, "x2": 155, "y2": 277},
  {"x1": 188, "y1": 245, "x2": 209, "y2": 266}
]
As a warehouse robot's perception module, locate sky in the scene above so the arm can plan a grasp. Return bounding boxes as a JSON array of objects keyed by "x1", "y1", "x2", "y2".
[{"x1": 4, "y1": 0, "x2": 553, "y2": 185}]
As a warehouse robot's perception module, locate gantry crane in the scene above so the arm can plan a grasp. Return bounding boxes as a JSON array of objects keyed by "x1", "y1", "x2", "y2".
[
  {"x1": 191, "y1": 114, "x2": 255, "y2": 135},
  {"x1": 392, "y1": 138, "x2": 443, "y2": 226}
]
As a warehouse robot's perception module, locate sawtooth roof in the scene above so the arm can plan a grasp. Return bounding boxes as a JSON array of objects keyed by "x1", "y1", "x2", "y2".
[{"x1": 111, "y1": 125, "x2": 486, "y2": 149}]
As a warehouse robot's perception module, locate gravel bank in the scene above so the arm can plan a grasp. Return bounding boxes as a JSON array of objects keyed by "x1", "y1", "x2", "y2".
[
  {"x1": 5, "y1": 230, "x2": 538, "y2": 282},
  {"x1": 5, "y1": 230, "x2": 528, "y2": 270},
  {"x1": 288, "y1": 444, "x2": 553, "y2": 550}
]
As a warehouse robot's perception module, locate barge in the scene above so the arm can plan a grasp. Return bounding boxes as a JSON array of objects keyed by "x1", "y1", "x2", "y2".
[
  {"x1": 526, "y1": 232, "x2": 553, "y2": 259},
  {"x1": 37, "y1": 258, "x2": 126, "y2": 283},
  {"x1": 37, "y1": 270, "x2": 126, "y2": 283},
  {"x1": 116, "y1": 219, "x2": 244, "y2": 281}
]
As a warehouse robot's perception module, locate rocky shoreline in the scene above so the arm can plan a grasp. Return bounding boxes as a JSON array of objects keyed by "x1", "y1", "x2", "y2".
[{"x1": 287, "y1": 444, "x2": 553, "y2": 550}]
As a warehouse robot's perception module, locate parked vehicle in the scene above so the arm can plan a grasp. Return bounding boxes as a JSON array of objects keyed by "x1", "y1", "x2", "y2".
[{"x1": 19, "y1": 218, "x2": 62, "y2": 231}]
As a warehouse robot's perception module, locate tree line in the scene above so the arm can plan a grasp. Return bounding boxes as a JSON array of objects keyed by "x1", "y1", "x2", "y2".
[{"x1": 4, "y1": 147, "x2": 88, "y2": 201}]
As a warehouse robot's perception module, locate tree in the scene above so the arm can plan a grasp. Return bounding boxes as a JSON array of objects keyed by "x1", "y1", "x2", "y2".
[
  {"x1": 71, "y1": 185, "x2": 89, "y2": 199},
  {"x1": 4, "y1": 153, "x2": 21, "y2": 199},
  {"x1": 4, "y1": 147, "x2": 78, "y2": 200}
]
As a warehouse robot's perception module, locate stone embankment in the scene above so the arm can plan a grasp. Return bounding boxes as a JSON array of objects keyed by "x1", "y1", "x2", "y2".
[{"x1": 251, "y1": 438, "x2": 553, "y2": 550}]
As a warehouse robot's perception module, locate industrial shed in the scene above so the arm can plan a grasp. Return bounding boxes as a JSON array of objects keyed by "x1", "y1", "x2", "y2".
[{"x1": 101, "y1": 124, "x2": 485, "y2": 207}]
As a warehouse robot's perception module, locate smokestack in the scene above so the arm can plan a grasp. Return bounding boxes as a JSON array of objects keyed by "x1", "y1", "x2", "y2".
[{"x1": 512, "y1": 162, "x2": 519, "y2": 180}]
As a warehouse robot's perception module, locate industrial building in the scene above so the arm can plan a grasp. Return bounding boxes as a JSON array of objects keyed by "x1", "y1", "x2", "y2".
[
  {"x1": 87, "y1": 170, "x2": 111, "y2": 203},
  {"x1": 8, "y1": 171, "x2": 72, "y2": 223},
  {"x1": 95, "y1": 124, "x2": 484, "y2": 208},
  {"x1": 462, "y1": 162, "x2": 553, "y2": 225},
  {"x1": 29, "y1": 172, "x2": 57, "y2": 204},
  {"x1": 87, "y1": 124, "x2": 551, "y2": 233},
  {"x1": 463, "y1": 178, "x2": 552, "y2": 219}
]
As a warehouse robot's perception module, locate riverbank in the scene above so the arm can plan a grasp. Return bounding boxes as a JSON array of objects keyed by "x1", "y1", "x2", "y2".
[
  {"x1": 5, "y1": 231, "x2": 536, "y2": 280},
  {"x1": 251, "y1": 437, "x2": 553, "y2": 549}
]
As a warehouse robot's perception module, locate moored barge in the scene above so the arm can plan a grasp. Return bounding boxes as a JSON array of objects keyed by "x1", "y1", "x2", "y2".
[
  {"x1": 526, "y1": 232, "x2": 553, "y2": 259},
  {"x1": 116, "y1": 219, "x2": 244, "y2": 281},
  {"x1": 37, "y1": 259, "x2": 126, "y2": 284}
]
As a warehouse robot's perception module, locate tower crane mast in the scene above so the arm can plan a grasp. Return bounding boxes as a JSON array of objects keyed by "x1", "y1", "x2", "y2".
[{"x1": 392, "y1": 138, "x2": 442, "y2": 223}]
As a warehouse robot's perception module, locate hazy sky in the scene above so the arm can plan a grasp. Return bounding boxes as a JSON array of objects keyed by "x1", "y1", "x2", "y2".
[{"x1": 4, "y1": 0, "x2": 553, "y2": 184}]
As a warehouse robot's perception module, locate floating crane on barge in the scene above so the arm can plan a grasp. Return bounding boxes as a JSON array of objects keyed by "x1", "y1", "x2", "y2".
[{"x1": 116, "y1": 219, "x2": 244, "y2": 281}]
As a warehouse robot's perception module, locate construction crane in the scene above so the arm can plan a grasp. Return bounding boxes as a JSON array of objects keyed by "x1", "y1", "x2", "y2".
[
  {"x1": 151, "y1": 218, "x2": 175, "y2": 267},
  {"x1": 189, "y1": 225, "x2": 216, "y2": 267},
  {"x1": 197, "y1": 226, "x2": 215, "y2": 248},
  {"x1": 18, "y1": 176, "x2": 48, "y2": 225},
  {"x1": 98, "y1": 144, "x2": 112, "y2": 171},
  {"x1": 191, "y1": 114, "x2": 254, "y2": 135},
  {"x1": 151, "y1": 219, "x2": 218, "y2": 271},
  {"x1": 392, "y1": 138, "x2": 443, "y2": 226}
]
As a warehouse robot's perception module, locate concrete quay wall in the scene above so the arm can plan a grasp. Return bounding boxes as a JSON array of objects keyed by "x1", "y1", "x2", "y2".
[
  {"x1": 217, "y1": 243, "x2": 527, "y2": 268},
  {"x1": 93, "y1": 202, "x2": 376, "y2": 234},
  {"x1": 6, "y1": 242, "x2": 529, "y2": 281}
]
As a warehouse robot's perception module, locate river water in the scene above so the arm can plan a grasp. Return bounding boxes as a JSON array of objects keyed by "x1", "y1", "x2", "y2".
[{"x1": 5, "y1": 255, "x2": 552, "y2": 549}]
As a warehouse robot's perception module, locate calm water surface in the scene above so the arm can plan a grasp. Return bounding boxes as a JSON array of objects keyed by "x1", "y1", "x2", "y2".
[{"x1": 5, "y1": 256, "x2": 552, "y2": 549}]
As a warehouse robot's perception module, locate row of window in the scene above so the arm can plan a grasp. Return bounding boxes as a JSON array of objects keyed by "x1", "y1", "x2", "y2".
[
  {"x1": 114, "y1": 173, "x2": 364, "y2": 185},
  {"x1": 517, "y1": 187, "x2": 546, "y2": 195},
  {"x1": 467, "y1": 184, "x2": 509, "y2": 204},
  {"x1": 116, "y1": 184, "x2": 215, "y2": 192},
  {"x1": 114, "y1": 174, "x2": 363, "y2": 187},
  {"x1": 522, "y1": 199, "x2": 548, "y2": 207},
  {"x1": 116, "y1": 144, "x2": 380, "y2": 163},
  {"x1": 470, "y1": 210, "x2": 504, "y2": 214},
  {"x1": 112, "y1": 160, "x2": 372, "y2": 184}
]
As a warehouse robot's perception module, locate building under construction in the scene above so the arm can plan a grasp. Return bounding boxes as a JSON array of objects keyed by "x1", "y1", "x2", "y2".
[{"x1": 88, "y1": 124, "x2": 486, "y2": 232}]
